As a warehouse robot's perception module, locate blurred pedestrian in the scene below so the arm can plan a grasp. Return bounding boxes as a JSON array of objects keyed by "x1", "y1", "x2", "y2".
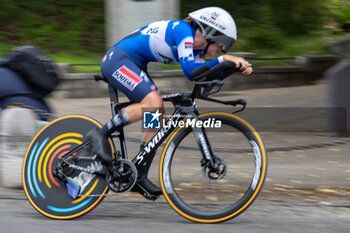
[
  {"x1": 0, "y1": 45, "x2": 58, "y2": 121},
  {"x1": 0, "y1": 45, "x2": 58, "y2": 188}
]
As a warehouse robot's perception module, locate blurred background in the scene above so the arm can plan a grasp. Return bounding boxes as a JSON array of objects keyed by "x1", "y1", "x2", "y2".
[
  {"x1": 0, "y1": 2, "x2": 349, "y2": 230},
  {"x1": 0, "y1": 0, "x2": 349, "y2": 65}
]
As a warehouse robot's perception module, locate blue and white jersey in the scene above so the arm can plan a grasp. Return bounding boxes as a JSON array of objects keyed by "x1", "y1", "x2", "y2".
[{"x1": 114, "y1": 20, "x2": 222, "y2": 80}]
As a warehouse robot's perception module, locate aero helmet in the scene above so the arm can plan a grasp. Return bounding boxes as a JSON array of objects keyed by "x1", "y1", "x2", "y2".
[{"x1": 189, "y1": 7, "x2": 237, "y2": 53}]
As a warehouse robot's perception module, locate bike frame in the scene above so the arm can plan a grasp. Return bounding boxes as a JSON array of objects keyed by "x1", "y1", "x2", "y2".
[
  {"x1": 107, "y1": 83, "x2": 216, "y2": 170},
  {"x1": 59, "y1": 61, "x2": 246, "y2": 176}
]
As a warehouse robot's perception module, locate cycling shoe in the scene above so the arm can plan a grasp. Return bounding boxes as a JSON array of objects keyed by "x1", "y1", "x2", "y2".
[{"x1": 85, "y1": 128, "x2": 113, "y2": 164}]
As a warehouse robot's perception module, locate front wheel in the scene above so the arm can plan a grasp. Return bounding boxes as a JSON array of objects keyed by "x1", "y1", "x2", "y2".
[{"x1": 159, "y1": 112, "x2": 268, "y2": 223}]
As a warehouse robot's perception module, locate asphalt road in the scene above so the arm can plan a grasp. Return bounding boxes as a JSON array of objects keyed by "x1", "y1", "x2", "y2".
[
  {"x1": 1, "y1": 84, "x2": 349, "y2": 232},
  {"x1": 0, "y1": 189, "x2": 349, "y2": 233}
]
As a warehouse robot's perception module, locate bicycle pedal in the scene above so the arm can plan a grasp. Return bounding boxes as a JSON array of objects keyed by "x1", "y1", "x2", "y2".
[{"x1": 66, "y1": 177, "x2": 81, "y2": 199}]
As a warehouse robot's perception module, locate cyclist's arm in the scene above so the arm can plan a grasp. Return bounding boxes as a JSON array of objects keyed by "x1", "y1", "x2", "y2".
[
  {"x1": 222, "y1": 55, "x2": 253, "y2": 75},
  {"x1": 173, "y1": 24, "x2": 223, "y2": 81},
  {"x1": 177, "y1": 37, "x2": 224, "y2": 80}
]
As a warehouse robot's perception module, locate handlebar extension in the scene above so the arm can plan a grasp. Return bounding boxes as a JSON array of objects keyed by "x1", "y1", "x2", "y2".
[{"x1": 191, "y1": 61, "x2": 240, "y2": 81}]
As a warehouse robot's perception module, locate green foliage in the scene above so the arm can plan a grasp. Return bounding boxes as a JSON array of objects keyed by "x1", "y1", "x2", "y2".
[
  {"x1": 0, "y1": 0, "x2": 105, "y2": 54},
  {"x1": 180, "y1": 0, "x2": 265, "y2": 22},
  {"x1": 239, "y1": 25, "x2": 284, "y2": 53},
  {"x1": 268, "y1": 0, "x2": 328, "y2": 35},
  {"x1": 181, "y1": 0, "x2": 328, "y2": 34},
  {"x1": 338, "y1": 9, "x2": 350, "y2": 32},
  {"x1": 327, "y1": 0, "x2": 350, "y2": 32},
  {"x1": 181, "y1": 0, "x2": 348, "y2": 55},
  {"x1": 0, "y1": 0, "x2": 348, "y2": 61}
]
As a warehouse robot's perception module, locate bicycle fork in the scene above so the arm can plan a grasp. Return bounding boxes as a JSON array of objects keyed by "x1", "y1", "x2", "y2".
[
  {"x1": 186, "y1": 114, "x2": 211, "y2": 156},
  {"x1": 190, "y1": 114, "x2": 227, "y2": 180},
  {"x1": 192, "y1": 125, "x2": 214, "y2": 160}
]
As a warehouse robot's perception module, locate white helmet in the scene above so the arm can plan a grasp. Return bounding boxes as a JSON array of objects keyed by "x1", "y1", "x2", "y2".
[{"x1": 189, "y1": 7, "x2": 237, "y2": 53}]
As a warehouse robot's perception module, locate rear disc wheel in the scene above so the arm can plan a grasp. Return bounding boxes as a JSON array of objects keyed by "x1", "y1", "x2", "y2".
[{"x1": 22, "y1": 115, "x2": 114, "y2": 219}]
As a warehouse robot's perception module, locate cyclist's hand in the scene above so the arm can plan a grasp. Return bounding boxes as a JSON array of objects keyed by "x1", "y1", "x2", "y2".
[{"x1": 223, "y1": 55, "x2": 253, "y2": 76}]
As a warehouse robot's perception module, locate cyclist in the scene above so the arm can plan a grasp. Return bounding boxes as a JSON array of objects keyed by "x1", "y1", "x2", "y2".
[{"x1": 87, "y1": 6, "x2": 253, "y2": 197}]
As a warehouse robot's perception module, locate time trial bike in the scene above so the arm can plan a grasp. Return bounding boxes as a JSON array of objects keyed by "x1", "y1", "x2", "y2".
[{"x1": 22, "y1": 61, "x2": 267, "y2": 223}]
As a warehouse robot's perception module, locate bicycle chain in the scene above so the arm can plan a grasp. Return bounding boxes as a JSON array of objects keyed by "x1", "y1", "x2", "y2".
[{"x1": 78, "y1": 192, "x2": 122, "y2": 198}]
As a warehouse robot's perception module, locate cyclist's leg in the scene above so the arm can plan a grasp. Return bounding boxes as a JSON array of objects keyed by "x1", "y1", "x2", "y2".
[
  {"x1": 122, "y1": 90, "x2": 164, "y2": 122},
  {"x1": 86, "y1": 48, "x2": 149, "y2": 163},
  {"x1": 115, "y1": 91, "x2": 163, "y2": 195},
  {"x1": 99, "y1": 47, "x2": 163, "y2": 195},
  {"x1": 101, "y1": 47, "x2": 163, "y2": 126},
  {"x1": 123, "y1": 91, "x2": 164, "y2": 195},
  {"x1": 89, "y1": 47, "x2": 163, "y2": 166}
]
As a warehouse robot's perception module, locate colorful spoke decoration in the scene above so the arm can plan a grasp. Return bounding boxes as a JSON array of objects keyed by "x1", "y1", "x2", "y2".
[{"x1": 22, "y1": 115, "x2": 114, "y2": 219}]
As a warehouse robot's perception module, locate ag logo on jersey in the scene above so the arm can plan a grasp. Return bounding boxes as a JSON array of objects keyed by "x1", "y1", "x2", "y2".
[
  {"x1": 112, "y1": 66, "x2": 142, "y2": 91},
  {"x1": 143, "y1": 110, "x2": 161, "y2": 129},
  {"x1": 146, "y1": 27, "x2": 159, "y2": 34}
]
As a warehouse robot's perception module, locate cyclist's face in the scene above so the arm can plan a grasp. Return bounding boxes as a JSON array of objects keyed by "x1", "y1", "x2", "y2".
[
  {"x1": 194, "y1": 30, "x2": 224, "y2": 56},
  {"x1": 207, "y1": 40, "x2": 224, "y2": 57}
]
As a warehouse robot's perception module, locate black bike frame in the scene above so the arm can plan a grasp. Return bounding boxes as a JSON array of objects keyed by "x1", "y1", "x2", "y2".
[
  {"x1": 58, "y1": 86, "x2": 216, "y2": 176},
  {"x1": 107, "y1": 85, "x2": 216, "y2": 169},
  {"x1": 59, "y1": 62, "x2": 245, "y2": 175}
]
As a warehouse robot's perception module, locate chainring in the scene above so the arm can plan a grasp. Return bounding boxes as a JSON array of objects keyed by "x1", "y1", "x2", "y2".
[{"x1": 107, "y1": 159, "x2": 137, "y2": 193}]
